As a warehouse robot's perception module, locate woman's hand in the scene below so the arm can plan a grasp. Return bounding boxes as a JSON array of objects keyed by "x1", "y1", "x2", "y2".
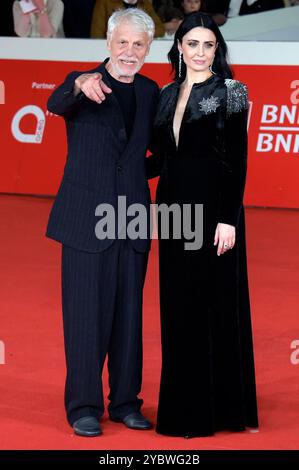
[{"x1": 214, "y1": 223, "x2": 235, "y2": 256}]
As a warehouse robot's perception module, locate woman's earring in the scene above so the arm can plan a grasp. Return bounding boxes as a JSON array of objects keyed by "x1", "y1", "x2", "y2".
[
  {"x1": 179, "y1": 52, "x2": 182, "y2": 78},
  {"x1": 209, "y1": 58, "x2": 216, "y2": 75}
]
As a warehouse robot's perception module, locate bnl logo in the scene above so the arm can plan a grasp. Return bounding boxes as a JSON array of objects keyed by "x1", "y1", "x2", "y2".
[{"x1": 0, "y1": 80, "x2": 4, "y2": 104}]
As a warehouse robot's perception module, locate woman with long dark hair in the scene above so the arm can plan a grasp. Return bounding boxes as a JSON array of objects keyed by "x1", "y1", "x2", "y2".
[{"x1": 147, "y1": 12, "x2": 259, "y2": 437}]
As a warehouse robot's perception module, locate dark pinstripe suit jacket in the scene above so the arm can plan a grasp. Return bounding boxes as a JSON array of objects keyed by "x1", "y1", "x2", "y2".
[{"x1": 46, "y1": 59, "x2": 159, "y2": 253}]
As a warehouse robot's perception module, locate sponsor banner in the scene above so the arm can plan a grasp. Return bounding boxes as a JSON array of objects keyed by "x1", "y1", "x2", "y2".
[{"x1": 0, "y1": 59, "x2": 298, "y2": 207}]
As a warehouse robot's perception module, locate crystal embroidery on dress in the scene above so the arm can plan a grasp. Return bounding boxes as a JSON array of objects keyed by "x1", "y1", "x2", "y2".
[
  {"x1": 198, "y1": 95, "x2": 220, "y2": 114},
  {"x1": 225, "y1": 79, "x2": 248, "y2": 116}
]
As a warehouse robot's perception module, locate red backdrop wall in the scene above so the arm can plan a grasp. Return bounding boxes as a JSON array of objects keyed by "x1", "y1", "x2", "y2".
[{"x1": 0, "y1": 59, "x2": 298, "y2": 208}]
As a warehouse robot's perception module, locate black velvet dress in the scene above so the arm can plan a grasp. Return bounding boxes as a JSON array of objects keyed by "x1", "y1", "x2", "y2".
[{"x1": 147, "y1": 74, "x2": 259, "y2": 437}]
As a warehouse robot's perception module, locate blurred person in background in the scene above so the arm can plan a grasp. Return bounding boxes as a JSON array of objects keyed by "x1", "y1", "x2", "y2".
[
  {"x1": 62, "y1": 0, "x2": 95, "y2": 38},
  {"x1": 13, "y1": 0, "x2": 64, "y2": 37},
  {"x1": 228, "y1": 0, "x2": 285, "y2": 17},
  {"x1": 157, "y1": 5, "x2": 184, "y2": 37},
  {"x1": 181, "y1": 0, "x2": 203, "y2": 15},
  {"x1": 180, "y1": 0, "x2": 228, "y2": 25},
  {"x1": 91, "y1": 0, "x2": 164, "y2": 38}
]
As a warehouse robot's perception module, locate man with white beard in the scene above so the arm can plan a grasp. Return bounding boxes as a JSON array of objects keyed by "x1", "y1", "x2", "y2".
[{"x1": 46, "y1": 8, "x2": 159, "y2": 437}]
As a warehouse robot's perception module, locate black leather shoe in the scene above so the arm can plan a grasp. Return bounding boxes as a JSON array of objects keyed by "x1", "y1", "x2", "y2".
[
  {"x1": 73, "y1": 416, "x2": 102, "y2": 437},
  {"x1": 111, "y1": 412, "x2": 152, "y2": 430}
]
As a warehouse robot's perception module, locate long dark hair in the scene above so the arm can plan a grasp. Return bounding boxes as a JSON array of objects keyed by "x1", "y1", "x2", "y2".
[{"x1": 168, "y1": 12, "x2": 233, "y2": 81}]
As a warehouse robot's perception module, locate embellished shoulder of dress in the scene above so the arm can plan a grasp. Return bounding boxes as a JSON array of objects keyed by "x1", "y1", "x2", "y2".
[{"x1": 224, "y1": 79, "x2": 248, "y2": 115}]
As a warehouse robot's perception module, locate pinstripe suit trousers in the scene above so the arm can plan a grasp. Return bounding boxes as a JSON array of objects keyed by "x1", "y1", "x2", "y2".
[{"x1": 61, "y1": 239, "x2": 149, "y2": 425}]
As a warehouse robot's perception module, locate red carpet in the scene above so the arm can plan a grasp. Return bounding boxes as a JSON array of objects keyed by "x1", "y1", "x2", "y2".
[{"x1": 0, "y1": 194, "x2": 298, "y2": 450}]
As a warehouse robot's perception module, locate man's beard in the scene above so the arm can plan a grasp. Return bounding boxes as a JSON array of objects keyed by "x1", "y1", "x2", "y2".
[{"x1": 110, "y1": 57, "x2": 143, "y2": 78}]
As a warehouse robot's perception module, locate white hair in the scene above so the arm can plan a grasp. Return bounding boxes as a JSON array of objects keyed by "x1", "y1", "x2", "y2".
[{"x1": 107, "y1": 8, "x2": 155, "y2": 41}]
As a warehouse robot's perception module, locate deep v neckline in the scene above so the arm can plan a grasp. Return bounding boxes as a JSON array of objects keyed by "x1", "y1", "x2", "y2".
[
  {"x1": 171, "y1": 74, "x2": 216, "y2": 151},
  {"x1": 172, "y1": 84, "x2": 193, "y2": 151}
]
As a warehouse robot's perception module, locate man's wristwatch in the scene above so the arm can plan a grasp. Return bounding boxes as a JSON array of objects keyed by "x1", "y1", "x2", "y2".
[{"x1": 39, "y1": 7, "x2": 48, "y2": 15}]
